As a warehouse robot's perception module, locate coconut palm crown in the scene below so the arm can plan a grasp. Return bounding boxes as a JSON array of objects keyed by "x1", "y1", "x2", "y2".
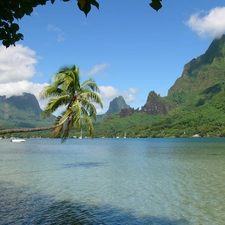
[{"x1": 40, "y1": 65, "x2": 103, "y2": 142}]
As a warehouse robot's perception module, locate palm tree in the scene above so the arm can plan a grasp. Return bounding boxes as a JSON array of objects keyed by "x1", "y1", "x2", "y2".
[
  {"x1": 40, "y1": 65, "x2": 103, "y2": 141},
  {"x1": 0, "y1": 65, "x2": 103, "y2": 141}
]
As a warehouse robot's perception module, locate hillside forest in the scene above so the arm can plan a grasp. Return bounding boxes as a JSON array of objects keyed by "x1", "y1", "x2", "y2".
[{"x1": 1, "y1": 35, "x2": 225, "y2": 139}]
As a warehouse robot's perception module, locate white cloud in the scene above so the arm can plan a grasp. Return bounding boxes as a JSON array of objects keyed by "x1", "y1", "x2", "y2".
[
  {"x1": 122, "y1": 88, "x2": 138, "y2": 103},
  {"x1": 47, "y1": 24, "x2": 65, "y2": 42},
  {"x1": 0, "y1": 45, "x2": 37, "y2": 83},
  {"x1": 99, "y1": 86, "x2": 118, "y2": 99},
  {"x1": 129, "y1": 87, "x2": 138, "y2": 95},
  {"x1": 94, "y1": 85, "x2": 118, "y2": 114},
  {"x1": 186, "y1": 7, "x2": 225, "y2": 38},
  {"x1": 84, "y1": 63, "x2": 110, "y2": 76},
  {"x1": 96, "y1": 86, "x2": 139, "y2": 114},
  {"x1": 123, "y1": 93, "x2": 135, "y2": 103},
  {"x1": 0, "y1": 80, "x2": 48, "y2": 108},
  {"x1": 0, "y1": 44, "x2": 49, "y2": 109}
]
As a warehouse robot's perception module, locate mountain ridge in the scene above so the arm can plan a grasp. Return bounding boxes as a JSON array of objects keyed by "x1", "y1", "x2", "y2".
[
  {"x1": 0, "y1": 93, "x2": 55, "y2": 130},
  {"x1": 2, "y1": 35, "x2": 225, "y2": 138},
  {"x1": 94, "y1": 35, "x2": 225, "y2": 137},
  {"x1": 168, "y1": 35, "x2": 225, "y2": 95}
]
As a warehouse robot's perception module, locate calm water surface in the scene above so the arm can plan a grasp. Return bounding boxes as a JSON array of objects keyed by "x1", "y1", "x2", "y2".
[{"x1": 0, "y1": 138, "x2": 225, "y2": 225}]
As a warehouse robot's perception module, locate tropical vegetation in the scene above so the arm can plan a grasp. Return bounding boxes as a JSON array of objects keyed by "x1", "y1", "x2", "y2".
[
  {"x1": 93, "y1": 81, "x2": 225, "y2": 138},
  {"x1": 40, "y1": 65, "x2": 102, "y2": 141},
  {"x1": 0, "y1": 65, "x2": 103, "y2": 142}
]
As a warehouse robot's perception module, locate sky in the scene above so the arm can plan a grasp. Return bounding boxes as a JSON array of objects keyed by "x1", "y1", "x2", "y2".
[{"x1": 1, "y1": 0, "x2": 225, "y2": 114}]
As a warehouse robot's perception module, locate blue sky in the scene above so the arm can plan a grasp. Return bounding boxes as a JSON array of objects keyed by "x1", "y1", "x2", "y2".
[{"x1": 1, "y1": 1, "x2": 225, "y2": 114}]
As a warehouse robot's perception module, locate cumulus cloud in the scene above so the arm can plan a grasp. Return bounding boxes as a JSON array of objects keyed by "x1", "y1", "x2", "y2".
[
  {"x1": 93, "y1": 85, "x2": 118, "y2": 114},
  {"x1": 95, "y1": 86, "x2": 139, "y2": 114},
  {"x1": 99, "y1": 86, "x2": 118, "y2": 99},
  {"x1": 0, "y1": 45, "x2": 37, "y2": 83},
  {"x1": 129, "y1": 87, "x2": 138, "y2": 95},
  {"x1": 0, "y1": 45, "x2": 49, "y2": 109},
  {"x1": 83, "y1": 63, "x2": 110, "y2": 76},
  {"x1": 122, "y1": 88, "x2": 138, "y2": 103},
  {"x1": 0, "y1": 80, "x2": 48, "y2": 109},
  {"x1": 186, "y1": 7, "x2": 225, "y2": 38}
]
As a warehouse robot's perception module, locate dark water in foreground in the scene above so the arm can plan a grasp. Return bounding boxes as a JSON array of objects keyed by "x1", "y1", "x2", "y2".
[{"x1": 0, "y1": 138, "x2": 225, "y2": 225}]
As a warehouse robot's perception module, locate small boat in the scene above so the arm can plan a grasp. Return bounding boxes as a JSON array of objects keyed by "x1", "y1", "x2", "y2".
[
  {"x1": 11, "y1": 139, "x2": 26, "y2": 142},
  {"x1": 79, "y1": 129, "x2": 82, "y2": 140}
]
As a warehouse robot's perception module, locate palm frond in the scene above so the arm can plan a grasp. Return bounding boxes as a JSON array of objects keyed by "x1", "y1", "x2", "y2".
[
  {"x1": 83, "y1": 113, "x2": 95, "y2": 138},
  {"x1": 81, "y1": 92, "x2": 103, "y2": 108},
  {"x1": 39, "y1": 64, "x2": 102, "y2": 142},
  {"x1": 51, "y1": 124, "x2": 63, "y2": 138},
  {"x1": 58, "y1": 109, "x2": 72, "y2": 125},
  {"x1": 80, "y1": 99, "x2": 97, "y2": 119},
  {"x1": 41, "y1": 95, "x2": 70, "y2": 118},
  {"x1": 81, "y1": 78, "x2": 100, "y2": 92},
  {"x1": 61, "y1": 116, "x2": 75, "y2": 143},
  {"x1": 71, "y1": 101, "x2": 82, "y2": 130},
  {"x1": 40, "y1": 85, "x2": 64, "y2": 99}
]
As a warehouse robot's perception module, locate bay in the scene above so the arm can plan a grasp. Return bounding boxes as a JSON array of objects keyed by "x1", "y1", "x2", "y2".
[{"x1": 0, "y1": 138, "x2": 225, "y2": 224}]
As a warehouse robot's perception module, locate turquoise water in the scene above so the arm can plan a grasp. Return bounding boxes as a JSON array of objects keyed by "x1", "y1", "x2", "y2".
[{"x1": 0, "y1": 138, "x2": 225, "y2": 224}]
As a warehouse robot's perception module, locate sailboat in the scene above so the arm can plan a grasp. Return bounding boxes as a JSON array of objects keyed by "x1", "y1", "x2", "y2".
[{"x1": 79, "y1": 128, "x2": 82, "y2": 139}]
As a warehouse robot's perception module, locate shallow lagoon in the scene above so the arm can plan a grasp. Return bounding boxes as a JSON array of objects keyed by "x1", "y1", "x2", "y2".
[{"x1": 1, "y1": 138, "x2": 225, "y2": 224}]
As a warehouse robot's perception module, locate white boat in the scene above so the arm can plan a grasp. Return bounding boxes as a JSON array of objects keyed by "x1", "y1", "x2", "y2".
[
  {"x1": 79, "y1": 129, "x2": 82, "y2": 140},
  {"x1": 11, "y1": 139, "x2": 26, "y2": 142}
]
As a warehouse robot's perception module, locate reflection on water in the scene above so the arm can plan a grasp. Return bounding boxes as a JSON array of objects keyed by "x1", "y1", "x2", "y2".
[
  {"x1": 0, "y1": 138, "x2": 225, "y2": 224},
  {"x1": 0, "y1": 181, "x2": 189, "y2": 225}
]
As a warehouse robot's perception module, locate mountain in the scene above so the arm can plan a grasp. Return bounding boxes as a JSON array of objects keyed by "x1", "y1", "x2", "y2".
[
  {"x1": 119, "y1": 91, "x2": 175, "y2": 118},
  {"x1": 2, "y1": 36, "x2": 225, "y2": 138},
  {"x1": 168, "y1": 35, "x2": 225, "y2": 95},
  {"x1": 94, "y1": 35, "x2": 225, "y2": 138},
  {"x1": 105, "y1": 96, "x2": 130, "y2": 115},
  {"x1": 3, "y1": 93, "x2": 42, "y2": 115},
  {"x1": 0, "y1": 93, "x2": 55, "y2": 130},
  {"x1": 140, "y1": 91, "x2": 173, "y2": 115}
]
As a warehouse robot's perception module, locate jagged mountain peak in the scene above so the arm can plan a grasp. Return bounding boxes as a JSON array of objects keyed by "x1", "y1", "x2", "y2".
[
  {"x1": 105, "y1": 96, "x2": 130, "y2": 115},
  {"x1": 141, "y1": 91, "x2": 170, "y2": 115}
]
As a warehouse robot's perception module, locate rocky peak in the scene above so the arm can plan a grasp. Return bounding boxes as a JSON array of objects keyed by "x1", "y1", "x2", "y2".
[
  {"x1": 105, "y1": 96, "x2": 130, "y2": 115},
  {"x1": 141, "y1": 91, "x2": 169, "y2": 115}
]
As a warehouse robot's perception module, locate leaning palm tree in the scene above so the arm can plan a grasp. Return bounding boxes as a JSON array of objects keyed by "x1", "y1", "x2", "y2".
[
  {"x1": 0, "y1": 65, "x2": 103, "y2": 142},
  {"x1": 40, "y1": 65, "x2": 103, "y2": 142}
]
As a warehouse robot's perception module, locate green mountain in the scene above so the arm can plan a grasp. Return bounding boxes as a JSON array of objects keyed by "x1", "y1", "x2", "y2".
[
  {"x1": 94, "y1": 35, "x2": 225, "y2": 138},
  {"x1": 0, "y1": 93, "x2": 55, "y2": 130},
  {"x1": 2, "y1": 36, "x2": 225, "y2": 138},
  {"x1": 105, "y1": 95, "x2": 130, "y2": 115},
  {"x1": 168, "y1": 35, "x2": 225, "y2": 95}
]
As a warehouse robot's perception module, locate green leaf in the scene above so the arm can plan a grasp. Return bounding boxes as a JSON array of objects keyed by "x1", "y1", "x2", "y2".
[
  {"x1": 2, "y1": 39, "x2": 10, "y2": 48},
  {"x1": 77, "y1": 1, "x2": 91, "y2": 16},
  {"x1": 90, "y1": 0, "x2": 99, "y2": 9},
  {"x1": 11, "y1": 23, "x2": 20, "y2": 32},
  {"x1": 149, "y1": 0, "x2": 162, "y2": 11}
]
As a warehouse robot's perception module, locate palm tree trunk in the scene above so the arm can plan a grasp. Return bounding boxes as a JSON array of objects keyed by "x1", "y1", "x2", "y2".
[{"x1": 0, "y1": 124, "x2": 60, "y2": 135}]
